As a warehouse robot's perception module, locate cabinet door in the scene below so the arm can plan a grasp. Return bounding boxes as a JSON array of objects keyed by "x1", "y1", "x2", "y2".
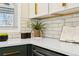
[
  {"x1": 21, "y1": 3, "x2": 29, "y2": 18},
  {"x1": 37, "y1": 3, "x2": 48, "y2": 17},
  {"x1": 49, "y1": 3, "x2": 64, "y2": 14},
  {"x1": 32, "y1": 45, "x2": 67, "y2": 56},
  {"x1": 29, "y1": 3, "x2": 37, "y2": 18},
  {"x1": 49, "y1": 3, "x2": 79, "y2": 14},
  {"x1": 29, "y1": 3, "x2": 48, "y2": 18},
  {"x1": 27, "y1": 44, "x2": 32, "y2": 56},
  {"x1": 0, "y1": 45, "x2": 27, "y2": 56},
  {"x1": 65, "y1": 3, "x2": 79, "y2": 9}
]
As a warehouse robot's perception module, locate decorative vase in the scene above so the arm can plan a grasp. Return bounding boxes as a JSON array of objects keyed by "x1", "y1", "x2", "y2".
[{"x1": 32, "y1": 30, "x2": 41, "y2": 37}]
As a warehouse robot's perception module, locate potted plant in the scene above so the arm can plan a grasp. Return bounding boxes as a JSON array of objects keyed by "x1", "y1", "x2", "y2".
[
  {"x1": 0, "y1": 33, "x2": 8, "y2": 41},
  {"x1": 31, "y1": 21, "x2": 45, "y2": 37}
]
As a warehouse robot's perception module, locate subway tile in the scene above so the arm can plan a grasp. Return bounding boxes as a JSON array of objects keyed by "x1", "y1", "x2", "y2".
[
  {"x1": 65, "y1": 22, "x2": 73, "y2": 26},
  {"x1": 65, "y1": 17, "x2": 79, "y2": 22}
]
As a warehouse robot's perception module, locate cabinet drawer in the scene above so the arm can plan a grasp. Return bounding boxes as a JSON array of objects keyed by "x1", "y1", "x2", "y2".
[
  {"x1": 32, "y1": 45, "x2": 67, "y2": 56},
  {"x1": 0, "y1": 45, "x2": 27, "y2": 56}
]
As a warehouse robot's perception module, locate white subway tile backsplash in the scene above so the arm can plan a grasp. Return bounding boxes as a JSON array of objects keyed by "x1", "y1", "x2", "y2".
[
  {"x1": 7, "y1": 18, "x2": 30, "y2": 39},
  {"x1": 41, "y1": 13, "x2": 79, "y2": 40},
  {"x1": 12, "y1": 32, "x2": 20, "y2": 39},
  {"x1": 8, "y1": 33, "x2": 13, "y2": 39}
]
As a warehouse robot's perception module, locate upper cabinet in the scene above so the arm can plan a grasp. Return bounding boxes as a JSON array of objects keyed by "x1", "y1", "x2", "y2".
[
  {"x1": 29, "y1": 3, "x2": 48, "y2": 18},
  {"x1": 37, "y1": 3, "x2": 48, "y2": 17},
  {"x1": 29, "y1": 3, "x2": 79, "y2": 19},
  {"x1": 49, "y1": 3, "x2": 65, "y2": 14},
  {"x1": 29, "y1": 3, "x2": 36, "y2": 18},
  {"x1": 49, "y1": 3, "x2": 79, "y2": 14},
  {"x1": 64, "y1": 3, "x2": 79, "y2": 9},
  {"x1": 21, "y1": 3, "x2": 29, "y2": 18}
]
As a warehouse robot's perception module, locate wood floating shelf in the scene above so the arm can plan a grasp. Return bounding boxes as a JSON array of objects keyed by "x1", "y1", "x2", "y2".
[{"x1": 31, "y1": 7, "x2": 79, "y2": 20}]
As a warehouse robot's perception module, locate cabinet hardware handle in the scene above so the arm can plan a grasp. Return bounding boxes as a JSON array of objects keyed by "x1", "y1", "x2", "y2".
[
  {"x1": 3, "y1": 51, "x2": 20, "y2": 56},
  {"x1": 35, "y1": 3, "x2": 38, "y2": 15},
  {"x1": 62, "y1": 3, "x2": 67, "y2": 7}
]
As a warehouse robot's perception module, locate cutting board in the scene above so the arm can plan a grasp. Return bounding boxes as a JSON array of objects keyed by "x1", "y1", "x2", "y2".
[{"x1": 60, "y1": 26, "x2": 79, "y2": 42}]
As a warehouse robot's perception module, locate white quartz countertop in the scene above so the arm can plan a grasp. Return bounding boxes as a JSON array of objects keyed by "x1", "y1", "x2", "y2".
[{"x1": 0, "y1": 37, "x2": 79, "y2": 56}]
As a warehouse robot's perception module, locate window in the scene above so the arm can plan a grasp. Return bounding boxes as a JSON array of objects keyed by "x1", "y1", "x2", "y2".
[
  {"x1": 0, "y1": 7, "x2": 14, "y2": 26},
  {"x1": 0, "y1": 3, "x2": 20, "y2": 32}
]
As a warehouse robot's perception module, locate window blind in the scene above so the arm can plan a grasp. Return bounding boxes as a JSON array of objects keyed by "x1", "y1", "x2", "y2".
[{"x1": 0, "y1": 6, "x2": 15, "y2": 26}]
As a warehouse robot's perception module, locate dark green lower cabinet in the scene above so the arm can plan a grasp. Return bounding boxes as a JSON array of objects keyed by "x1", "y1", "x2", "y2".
[
  {"x1": 32, "y1": 45, "x2": 68, "y2": 56},
  {"x1": 0, "y1": 44, "x2": 68, "y2": 56},
  {"x1": 0, "y1": 45, "x2": 27, "y2": 56},
  {"x1": 27, "y1": 44, "x2": 32, "y2": 56}
]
